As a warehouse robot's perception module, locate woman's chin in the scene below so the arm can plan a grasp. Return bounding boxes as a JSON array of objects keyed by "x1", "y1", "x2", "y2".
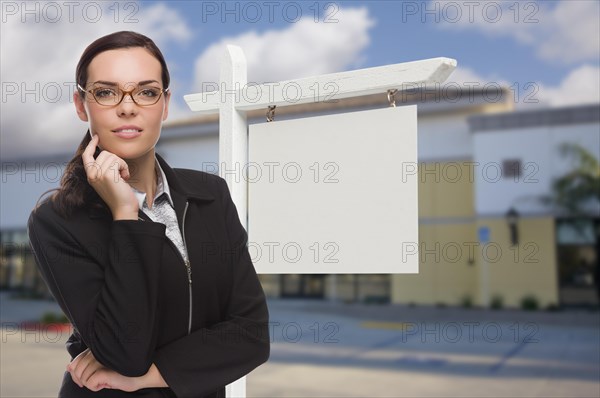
[{"x1": 107, "y1": 148, "x2": 153, "y2": 163}]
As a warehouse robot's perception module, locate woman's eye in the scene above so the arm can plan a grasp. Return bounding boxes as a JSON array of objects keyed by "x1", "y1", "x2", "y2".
[
  {"x1": 138, "y1": 88, "x2": 160, "y2": 97},
  {"x1": 94, "y1": 88, "x2": 116, "y2": 98}
]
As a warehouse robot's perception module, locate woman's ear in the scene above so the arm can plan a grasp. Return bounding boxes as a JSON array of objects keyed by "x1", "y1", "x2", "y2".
[
  {"x1": 162, "y1": 90, "x2": 171, "y2": 121},
  {"x1": 74, "y1": 91, "x2": 88, "y2": 122}
]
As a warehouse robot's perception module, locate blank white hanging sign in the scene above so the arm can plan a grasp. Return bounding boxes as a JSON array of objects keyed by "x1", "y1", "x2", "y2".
[{"x1": 248, "y1": 105, "x2": 419, "y2": 274}]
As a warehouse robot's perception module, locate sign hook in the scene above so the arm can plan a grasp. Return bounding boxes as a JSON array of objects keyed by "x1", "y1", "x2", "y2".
[
  {"x1": 387, "y1": 89, "x2": 398, "y2": 107},
  {"x1": 266, "y1": 105, "x2": 276, "y2": 122}
]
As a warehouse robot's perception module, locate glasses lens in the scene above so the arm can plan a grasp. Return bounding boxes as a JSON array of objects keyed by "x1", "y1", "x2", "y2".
[
  {"x1": 134, "y1": 87, "x2": 163, "y2": 105},
  {"x1": 92, "y1": 87, "x2": 120, "y2": 106}
]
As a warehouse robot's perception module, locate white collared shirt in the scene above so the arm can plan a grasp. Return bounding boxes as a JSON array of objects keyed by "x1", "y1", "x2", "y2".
[
  {"x1": 132, "y1": 156, "x2": 174, "y2": 210},
  {"x1": 131, "y1": 156, "x2": 189, "y2": 264}
]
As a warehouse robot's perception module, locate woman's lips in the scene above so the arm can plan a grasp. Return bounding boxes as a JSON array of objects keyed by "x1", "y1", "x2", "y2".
[{"x1": 113, "y1": 128, "x2": 142, "y2": 139}]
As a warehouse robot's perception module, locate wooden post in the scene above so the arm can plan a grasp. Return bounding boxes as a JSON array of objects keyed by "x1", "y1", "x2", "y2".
[{"x1": 219, "y1": 45, "x2": 248, "y2": 398}]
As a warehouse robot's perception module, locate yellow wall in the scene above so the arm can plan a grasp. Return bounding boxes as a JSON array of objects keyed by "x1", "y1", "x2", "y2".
[
  {"x1": 391, "y1": 223, "x2": 478, "y2": 305},
  {"x1": 392, "y1": 161, "x2": 477, "y2": 305},
  {"x1": 418, "y1": 160, "x2": 475, "y2": 219},
  {"x1": 475, "y1": 217, "x2": 559, "y2": 308},
  {"x1": 392, "y1": 161, "x2": 559, "y2": 308}
]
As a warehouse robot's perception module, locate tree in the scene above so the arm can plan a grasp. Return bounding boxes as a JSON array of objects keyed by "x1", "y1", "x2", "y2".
[
  {"x1": 543, "y1": 143, "x2": 600, "y2": 304},
  {"x1": 544, "y1": 143, "x2": 600, "y2": 217}
]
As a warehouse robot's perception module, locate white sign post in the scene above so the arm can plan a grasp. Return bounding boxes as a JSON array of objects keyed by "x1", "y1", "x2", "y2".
[{"x1": 184, "y1": 45, "x2": 456, "y2": 398}]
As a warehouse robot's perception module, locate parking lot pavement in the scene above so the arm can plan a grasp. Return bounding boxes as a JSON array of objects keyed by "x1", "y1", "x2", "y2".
[
  {"x1": 247, "y1": 299, "x2": 600, "y2": 397},
  {"x1": 1, "y1": 294, "x2": 599, "y2": 397},
  {"x1": 1, "y1": 325, "x2": 70, "y2": 398}
]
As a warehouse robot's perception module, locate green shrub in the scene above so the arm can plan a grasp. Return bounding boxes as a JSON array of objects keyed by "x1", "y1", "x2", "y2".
[
  {"x1": 520, "y1": 295, "x2": 539, "y2": 311},
  {"x1": 490, "y1": 295, "x2": 504, "y2": 310},
  {"x1": 40, "y1": 312, "x2": 68, "y2": 324},
  {"x1": 364, "y1": 295, "x2": 389, "y2": 304},
  {"x1": 460, "y1": 295, "x2": 473, "y2": 308},
  {"x1": 10, "y1": 291, "x2": 45, "y2": 300}
]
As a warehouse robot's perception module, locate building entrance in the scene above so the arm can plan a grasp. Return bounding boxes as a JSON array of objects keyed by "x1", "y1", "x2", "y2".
[
  {"x1": 280, "y1": 275, "x2": 325, "y2": 298},
  {"x1": 556, "y1": 219, "x2": 599, "y2": 307}
]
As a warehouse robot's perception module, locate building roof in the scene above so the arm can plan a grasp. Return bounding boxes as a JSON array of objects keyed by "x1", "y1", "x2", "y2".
[{"x1": 468, "y1": 103, "x2": 600, "y2": 132}]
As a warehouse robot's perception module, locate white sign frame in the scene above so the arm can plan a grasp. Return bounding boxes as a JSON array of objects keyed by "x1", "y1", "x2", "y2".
[{"x1": 184, "y1": 45, "x2": 456, "y2": 398}]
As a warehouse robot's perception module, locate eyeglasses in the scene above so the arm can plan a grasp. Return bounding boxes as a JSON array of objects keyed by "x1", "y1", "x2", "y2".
[{"x1": 77, "y1": 83, "x2": 169, "y2": 106}]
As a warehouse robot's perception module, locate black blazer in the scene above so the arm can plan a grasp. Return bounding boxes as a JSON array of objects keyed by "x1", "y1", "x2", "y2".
[{"x1": 27, "y1": 153, "x2": 270, "y2": 398}]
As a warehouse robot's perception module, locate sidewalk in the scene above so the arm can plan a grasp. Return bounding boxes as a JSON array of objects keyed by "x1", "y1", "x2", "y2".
[{"x1": 1, "y1": 293, "x2": 599, "y2": 397}]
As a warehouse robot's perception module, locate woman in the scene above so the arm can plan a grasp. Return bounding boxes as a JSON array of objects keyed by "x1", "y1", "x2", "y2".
[{"x1": 27, "y1": 31, "x2": 270, "y2": 397}]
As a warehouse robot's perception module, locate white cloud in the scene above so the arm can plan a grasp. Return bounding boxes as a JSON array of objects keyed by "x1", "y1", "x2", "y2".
[
  {"x1": 536, "y1": 1, "x2": 599, "y2": 64},
  {"x1": 536, "y1": 65, "x2": 600, "y2": 107},
  {"x1": 437, "y1": 64, "x2": 599, "y2": 109},
  {"x1": 444, "y1": 66, "x2": 510, "y2": 87},
  {"x1": 435, "y1": 0, "x2": 599, "y2": 65},
  {"x1": 192, "y1": 7, "x2": 375, "y2": 90},
  {"x1": 0, "y1": 1, "x2": 192, "y2": 161}
]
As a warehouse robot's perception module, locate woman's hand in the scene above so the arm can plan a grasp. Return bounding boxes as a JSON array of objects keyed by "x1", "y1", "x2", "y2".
[
  {"x1": 67, "y1": 349, "x2": 168, "y2": 392},
  {"x1": 81, "y1": 134, "x2": 139, "y2": 220},
  {"x1": 67, "y1": 348, "x2": 141, "y2": 392}
]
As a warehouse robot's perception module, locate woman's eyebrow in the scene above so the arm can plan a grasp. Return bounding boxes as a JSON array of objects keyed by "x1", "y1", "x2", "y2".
[
  {"x1": 138, "y1": 80, "x2": 160, "y2": 86},
  {"x1": 91, "y1": 80, "x2": 118, "y2": 86},
  {"x1": 90, "y1": 80, "x2": 160, "y2": 86}
]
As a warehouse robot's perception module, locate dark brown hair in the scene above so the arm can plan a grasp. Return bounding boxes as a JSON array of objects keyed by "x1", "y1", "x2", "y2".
[{"x1": 33, "y1": 31, "x2": 170, "y2": 218}]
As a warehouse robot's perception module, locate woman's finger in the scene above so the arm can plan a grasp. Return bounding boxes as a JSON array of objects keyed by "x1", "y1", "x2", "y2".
[
  {"x1": 81, "y1": 134, "x2": 99, "y2": 166},
  {"x1": 78, "y1": 349, "x2": 103, "y2": 385},
  {"x1": 92, "y1": 369, "x2": 138, "y2": 393},
  {"x1": 69, "y1": 349, "x2": 92, "y2": 387},
  {"x1": 68, "y1": 366, "x2": 81, "y2": 387},
  {"x1": 73, "y1": 352, "x2": 94, "y2": 383},
  {"x1": 67, "y1": 348, "x2": 88, "y2": 371},
  {"x1": 80, "y1": 359, "x2": 103, "y2": 386},
  {"x1": 67, "y1": 356, "x2": 80, "y2": 387},
  {"x1": 85, "y1": 369, "x2": 110, "y2": 392},
  {"x1": 82, "y1": 135, "x2": 101, "y2": 181},
  {"x1": 94, "y1": 152, "x2": 131, "y2": 182}
]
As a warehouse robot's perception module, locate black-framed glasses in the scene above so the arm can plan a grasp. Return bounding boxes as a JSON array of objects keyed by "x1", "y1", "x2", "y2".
[{"x1": 77, "y1": 83, "x2": 169, "y2": 106}]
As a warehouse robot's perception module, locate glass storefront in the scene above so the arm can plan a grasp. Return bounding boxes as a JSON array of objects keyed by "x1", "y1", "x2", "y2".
[
  {"x1": 556, "y1": 219, "x2": 599, "y2": 306},
  {"x1": 0, "y1": 229, "x2": 49, "y2": 298}
]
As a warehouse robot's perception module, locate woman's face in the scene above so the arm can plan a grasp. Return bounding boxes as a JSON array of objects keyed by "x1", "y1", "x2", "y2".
[{"x1": 74, "y1": 47, "x2": 170, "y2": 160}]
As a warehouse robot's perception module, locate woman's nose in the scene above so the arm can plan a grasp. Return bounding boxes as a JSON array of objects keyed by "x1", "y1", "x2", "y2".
[{"x1": 116, "y1": 94, "x2": 138, "y2": 116}]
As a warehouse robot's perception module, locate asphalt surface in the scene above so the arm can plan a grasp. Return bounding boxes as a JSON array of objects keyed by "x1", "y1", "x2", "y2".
[{"x1": 1, "y1": 292, "x2": 599, "y2": 397}]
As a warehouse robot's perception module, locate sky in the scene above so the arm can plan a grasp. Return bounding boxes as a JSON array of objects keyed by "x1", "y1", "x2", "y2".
[{"x1": 1, "y1": 0, "x2": 599, "y2": 161}]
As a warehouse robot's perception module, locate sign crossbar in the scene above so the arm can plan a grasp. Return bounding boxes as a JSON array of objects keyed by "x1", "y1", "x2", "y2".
[{"x1": 186, "y1": 50, "x2": 456, "y2": 114}]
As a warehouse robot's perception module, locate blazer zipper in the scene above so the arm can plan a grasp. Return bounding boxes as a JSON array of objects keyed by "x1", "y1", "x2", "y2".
[
  {"x1": 182, "y1": 201, "x2": 192, "y2": 335},
  {"x1": 138, "y1": 201, "x2": 193, "y2": 336}
]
